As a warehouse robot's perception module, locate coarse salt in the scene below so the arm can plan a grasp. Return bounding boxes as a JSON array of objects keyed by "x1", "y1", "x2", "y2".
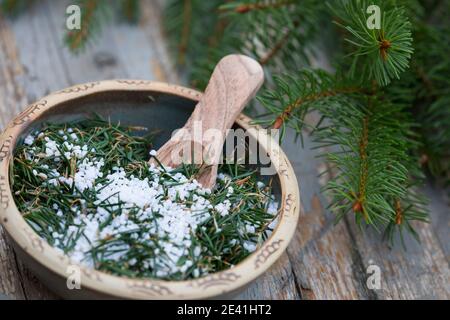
[{"x1": 22, "y1": 126, "x2": 279, "y2": 279}]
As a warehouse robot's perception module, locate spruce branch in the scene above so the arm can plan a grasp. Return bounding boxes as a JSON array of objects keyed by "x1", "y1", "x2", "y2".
[
  {"x1": 64, "y1": 0, "x2": 111, "y2": 53},
  {"x1": 258, "y1": 19, "x2": 299, "y2": 66},
  {"x1": 352, "y1": 114, "x2": 369, "y2": 220},
  {"x1": 221, "y1": 0, "x2": 325, "y2": 70},
  {"x1": 255, "y1": 70, "x2": 360, "y2": 136},
  {"x1": 315, "y1": 96, "x2": 427, "y2": 233},
  {"x1": 386, "y1": 3, "x2": 450, "y2": 183},
  {"x1": 414, "y1": 23, "x2": 450, "y2": 182},
  {"x1": 331, "y1": 0, "x2": 414, "y2": 86},
  {"x1": 255, "y1": 69, "x2": 428, "y2": 238},
  {"x1": 385, "y1": 187, "x2": 428, "y2": 246}
]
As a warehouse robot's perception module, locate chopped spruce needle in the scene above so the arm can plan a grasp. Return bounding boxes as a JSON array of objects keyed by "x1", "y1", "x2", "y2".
[{"x1": 12, "y1": 116, "x2": 279, "y2": 280}]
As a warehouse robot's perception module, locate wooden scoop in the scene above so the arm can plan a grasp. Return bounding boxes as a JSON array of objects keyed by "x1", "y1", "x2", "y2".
[{"x1": 151, "y1": 54, "x2": 264, "y2": 188}]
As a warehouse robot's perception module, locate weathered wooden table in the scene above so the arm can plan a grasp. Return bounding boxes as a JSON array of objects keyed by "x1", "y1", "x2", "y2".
[{"x1": 0, "y1": 0, "x2": 449, "y2": 300}]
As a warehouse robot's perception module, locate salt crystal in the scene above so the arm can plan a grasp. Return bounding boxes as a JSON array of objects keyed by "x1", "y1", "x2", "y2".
[
  {"x1": 243, "y1": 241, "x2": 257, "y2": 252},
  {"x1": 245, "y1": 224, "x2": 256, "y2": 234},
  {"x1": 24, "y1": 135, "x2": 34, "y2": 146},
  {"x1": 267, "y1": 201, "x2": 278, "y2": 215}
]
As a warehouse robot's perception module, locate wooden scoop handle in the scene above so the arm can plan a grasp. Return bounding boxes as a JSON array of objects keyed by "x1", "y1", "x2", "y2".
[{"x1": 154, "y1": 54, "x2": 264, "y2": 188}]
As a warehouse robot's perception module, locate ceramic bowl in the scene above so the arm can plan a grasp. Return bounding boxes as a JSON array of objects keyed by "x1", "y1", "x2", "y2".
[{"x1": 0, "y1": 80, "x2": 300, "y2": 299}]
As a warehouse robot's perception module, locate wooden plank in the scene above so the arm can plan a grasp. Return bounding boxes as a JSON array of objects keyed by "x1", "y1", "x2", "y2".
[
  {"x1": 287, "y1": 196, "x2": 376, "y2": 300},
  {"x1": 278, "y1": 130, "x2": 375, "y2": 299},
  {"x1": 423, "y1": 185, "x2": 450, "y2": 258},
  {"x1": 0, "y1": 13, "x2": 28, "y2": 126},
  {"x1": 0, "y1": 230, "x2": 26, "y2": 299},
  {"x1": 139, "y1": 0, "x2": 180, "y2": 83},
  {"x1": 237, "y1": 253, "x2": 301, "y2": 300},
  {"x1": 0, "y1": 11, "x2": 34, "y2": 300},
  {"x1": 6, "y1": 2, "x2": 71, "y2": 101},
  {"x1": 0, "y1": 3, "x2": 69, "y2": 300},
  {"x1": 343, "y1": 204, "x2": 450, "y2": 299}
]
